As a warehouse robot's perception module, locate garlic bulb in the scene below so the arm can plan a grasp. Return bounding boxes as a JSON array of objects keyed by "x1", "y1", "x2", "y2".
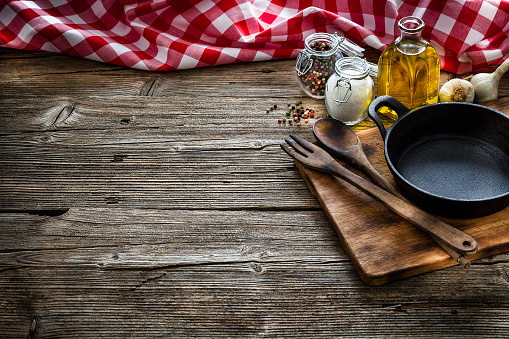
[
  {"x1": 439, "y1": 78, "x2": 474, "y2": 103},
  {"x1": 470, "y1": 58, "x2": 509, "y2": 103}
]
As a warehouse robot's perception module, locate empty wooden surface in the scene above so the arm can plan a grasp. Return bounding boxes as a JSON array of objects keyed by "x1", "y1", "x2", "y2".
[{"x1": 1, "y1": 46, "x2": 509, "y2": 338}]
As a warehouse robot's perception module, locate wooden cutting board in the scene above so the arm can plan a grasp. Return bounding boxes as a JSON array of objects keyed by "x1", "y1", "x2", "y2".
[{"x1": 297, "y1": 98, "x2": 509, "y2": 285}]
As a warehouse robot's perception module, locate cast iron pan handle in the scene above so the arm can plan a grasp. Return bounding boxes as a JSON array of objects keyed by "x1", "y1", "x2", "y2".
[{"x1": 368, "y1": 95, "x2": 411, "y2": 139}]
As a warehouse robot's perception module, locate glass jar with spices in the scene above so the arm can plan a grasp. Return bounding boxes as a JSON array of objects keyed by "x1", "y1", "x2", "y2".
[
  {"x1": 295, "y1": 33, "x2": 364, "y2": 99},
  {"x1": 324, "y1": 57, "x2": 374, "y2": 125}
]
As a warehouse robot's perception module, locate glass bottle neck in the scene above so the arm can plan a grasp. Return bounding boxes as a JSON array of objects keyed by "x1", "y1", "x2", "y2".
[
  {"x1": 396, "y1": 16, "x2": 426, "y2": 55},
  {"x1": 398, "y1": 16, "x2": 424, "y2": 41},
  {"x1": 400, "y1": 30, "x2": 422, "y2": 41}
]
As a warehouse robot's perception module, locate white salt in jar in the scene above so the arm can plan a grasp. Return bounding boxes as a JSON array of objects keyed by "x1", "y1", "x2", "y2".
[{"x1": 325, "y1": 57, "x2": 374, "y2": 125}]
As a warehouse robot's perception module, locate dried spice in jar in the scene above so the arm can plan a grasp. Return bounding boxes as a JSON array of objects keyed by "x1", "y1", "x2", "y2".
[
  {"x1": 325, "y1": 57, "x2": 374, "y2": 125},
  {"x1": 295, "y1": 33, "x2": 365, "y2": 99}
]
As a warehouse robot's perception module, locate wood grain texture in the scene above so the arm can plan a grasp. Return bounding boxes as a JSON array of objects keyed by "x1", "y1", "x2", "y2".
[
  {"x1": 1, "y1": 209, "x2": 508, "y2": 338},
  {"x1": 1, "y1": 46, "x2": 509, "y2": 338}
]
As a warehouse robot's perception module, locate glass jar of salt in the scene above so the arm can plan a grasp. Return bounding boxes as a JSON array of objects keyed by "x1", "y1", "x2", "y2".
[
  {"x1": 295, "y1": 33, "x2": 364, "y2": 99},
  {"x1": 324, "y1": 57, "x2": 374, "y2": 125}
]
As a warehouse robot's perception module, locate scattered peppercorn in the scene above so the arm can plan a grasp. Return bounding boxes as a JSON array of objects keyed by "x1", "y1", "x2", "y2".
[{"x1": 267, "y1": 101, "x2": 317, "y2": 125}]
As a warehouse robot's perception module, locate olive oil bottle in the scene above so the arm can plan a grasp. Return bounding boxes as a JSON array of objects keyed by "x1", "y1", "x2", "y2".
[{"x1": 377, "y1": 17, "x2": 440, "y2": 116}]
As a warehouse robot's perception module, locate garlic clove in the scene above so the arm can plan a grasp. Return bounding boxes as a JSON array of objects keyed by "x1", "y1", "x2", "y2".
[
  {"x1": 438, "y1": 78, "x2": 475, "y2": 103},
  {"x1": 470, "y1": 58, "x2": 509, "y2": 103},
  {"x1": 471, "y1": 73, "x2": 497, "y2": 103}
]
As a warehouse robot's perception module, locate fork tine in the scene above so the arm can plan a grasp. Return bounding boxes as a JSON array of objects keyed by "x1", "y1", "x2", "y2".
[
  {"x1": 285, "y1": 138, "x2": 308, "y2": 158},
  {"x1": 290, "y1": 134, "x2": 315, "y2": 153},
  {"x1": 280, "y1": 143, "x2": 307, "y2": 163}
]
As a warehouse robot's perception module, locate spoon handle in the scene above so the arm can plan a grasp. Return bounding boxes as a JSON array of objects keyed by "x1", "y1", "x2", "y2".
[
  {"x1": 323, "y1": 142, "x2": 398, "y2": 195},
  {"x1": 355, "y1": 153, "x2": 398, "y2": 195}
]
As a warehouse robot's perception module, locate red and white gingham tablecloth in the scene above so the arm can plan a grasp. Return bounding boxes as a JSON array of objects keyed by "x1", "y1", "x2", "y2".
[{"x1": 1, "y1": 0, "x2": 508, "y2": 74}]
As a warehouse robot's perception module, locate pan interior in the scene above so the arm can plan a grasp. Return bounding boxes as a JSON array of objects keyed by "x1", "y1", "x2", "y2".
[{"x1": 396, "y1": 135, "x2": 509, "y2": 200}]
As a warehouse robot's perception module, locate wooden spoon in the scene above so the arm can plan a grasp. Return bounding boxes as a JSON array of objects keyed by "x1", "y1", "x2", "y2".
[{"x1": 313, "y1": 118, "x2": 397, "y2": 195}]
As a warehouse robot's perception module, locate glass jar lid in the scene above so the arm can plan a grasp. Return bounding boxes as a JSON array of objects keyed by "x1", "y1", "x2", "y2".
[
  {"x1": 303, "y1": 33, "x2": 340, "y2": 57},
  {"x1": 335, "y1": 57, "x2": 370, "y2": 80},
  {"x1": 303, "y1": 32, "x2": 365, "y2": 57}
]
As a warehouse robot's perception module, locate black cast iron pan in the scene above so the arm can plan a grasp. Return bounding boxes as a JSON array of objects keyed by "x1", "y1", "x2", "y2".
[{"x1": 368, "y1": 95, "x2": 509, "y2": 218}]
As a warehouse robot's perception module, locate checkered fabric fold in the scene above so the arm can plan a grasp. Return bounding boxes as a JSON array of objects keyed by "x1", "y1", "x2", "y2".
[{"x1": 1, "y1": 0, "x2": 508, "y2": 74}]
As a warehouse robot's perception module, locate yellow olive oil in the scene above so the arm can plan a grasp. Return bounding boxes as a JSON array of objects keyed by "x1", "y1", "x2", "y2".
[{"x1": 377, "y1": 17, "x2": 440, "y2": 118}]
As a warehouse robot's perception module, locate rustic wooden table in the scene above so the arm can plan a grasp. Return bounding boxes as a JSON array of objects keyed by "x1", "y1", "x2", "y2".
[{"x1": 1, "y1": 46, "x2": 508, "y2": 338}]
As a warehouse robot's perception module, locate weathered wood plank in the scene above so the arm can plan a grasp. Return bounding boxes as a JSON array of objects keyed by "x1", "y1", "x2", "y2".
[
  {"x1": 0, "y1": 209, "x2": 508, "y2": 337},
  {"x1": 1, "y1": 263, "x2": 508, "y2": 338},
  {"x1": 0, "y1": 139, "x2": 321, "y2": 210},
  {"x1": 0, "y1": 94, "x2": 323, "y2": 211},
  {"x1": 0, "y1": 95, "x2": 332, "y2": 133},
  {"x1": 0, "y1": 50, "x2": 303, "y2": 99},
  {"x1": 0, "y1": 208, "x2": 344, "y2": 267},
  {"x1": 0, "y1": 46, "x2": 476, "y2": 103}
]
